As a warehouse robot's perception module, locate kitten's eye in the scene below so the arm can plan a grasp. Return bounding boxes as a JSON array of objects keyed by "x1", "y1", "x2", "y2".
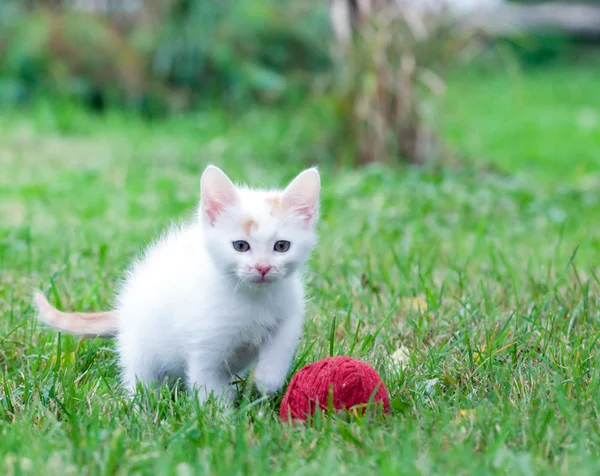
[
  {"x1": 274, "y1": 240, "x2": 291, "y2": 253},
  {"x1": 233, "y1": 241, "x2": 250, "y2": 252}
]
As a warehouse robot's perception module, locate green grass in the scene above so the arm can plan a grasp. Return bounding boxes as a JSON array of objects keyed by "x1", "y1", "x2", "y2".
[
  {"x1": 2, "y1": 60, "x2": 600, "y2": 474},
  {"x1": 443, "y1": 58, "x2": 600, "y2": 185}
]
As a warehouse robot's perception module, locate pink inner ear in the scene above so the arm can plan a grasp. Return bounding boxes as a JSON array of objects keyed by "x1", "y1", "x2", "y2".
[
  {"x1": 200, "y1": 165, "x2": 239, "y2": 226},
  {"x1": 284, "y1": 195, "x2": 316, "y2": 224},
  {"x1": 204, "y1": 197, "x2": 225, "y2": 225},
  {"x1": 281, "y1": 168, "x2": 320, "y2": 225},
  {"x1": 203, "y1": 191, "x2": 238, "y2": 226}
]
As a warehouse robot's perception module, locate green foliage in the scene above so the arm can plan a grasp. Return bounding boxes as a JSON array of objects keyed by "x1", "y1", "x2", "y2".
[
  {"x1": 484, "y1": 32, "x2": 600, "y2": 68},
  {"x1": 495, "y1": 1, "x2": 600, "y2": 65},
  {"x1": 0, "y1": 8, "x2": 144, "y2": 106},
  {"x1": 0, "y1": 0, "x2": 331, "y2": 114}
]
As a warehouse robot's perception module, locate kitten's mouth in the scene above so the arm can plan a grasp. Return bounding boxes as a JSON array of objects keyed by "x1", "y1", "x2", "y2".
[{"x1": 248, "y1": 276, "x2": 275, "y2": 285}]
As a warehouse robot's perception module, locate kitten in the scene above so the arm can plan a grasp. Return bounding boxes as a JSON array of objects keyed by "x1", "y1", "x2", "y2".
[{"x1": 34, "y1": 165, "x2": 320, "y2": 404}]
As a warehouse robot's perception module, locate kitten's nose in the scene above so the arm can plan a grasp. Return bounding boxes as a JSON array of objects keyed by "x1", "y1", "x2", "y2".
[{"x1": 255, "y1": 265, "x2": 272, "y2": 277}]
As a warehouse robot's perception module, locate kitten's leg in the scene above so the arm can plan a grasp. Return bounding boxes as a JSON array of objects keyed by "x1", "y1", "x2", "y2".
[
  {"x1": 254, "y1": 312, "x2": 303, "y2": 395},
  {"x1": 186, "y1": 355, "x2": 233, "y2": 405},
  {"x1": 120, "y1": 354, "x2": 159, "y2": 396}
]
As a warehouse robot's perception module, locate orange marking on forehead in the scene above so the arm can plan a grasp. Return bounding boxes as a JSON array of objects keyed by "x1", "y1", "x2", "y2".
[{"x1": 242, "y1": 218, "x2": 259, "y2": 235}]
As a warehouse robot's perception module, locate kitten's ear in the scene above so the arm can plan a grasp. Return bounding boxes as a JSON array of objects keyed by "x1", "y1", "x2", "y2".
[
  {"x1": 281, "y1": 167, "x2": 320, "y2": 226},
  {"x1": 200, "y1": 165, "x2": 239, "y2": 226}
]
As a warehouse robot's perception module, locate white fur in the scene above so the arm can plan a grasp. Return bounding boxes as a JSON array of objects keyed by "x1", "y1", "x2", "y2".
[{"x1": 113, "y1": 166, "x2": 320, "y2": 404}]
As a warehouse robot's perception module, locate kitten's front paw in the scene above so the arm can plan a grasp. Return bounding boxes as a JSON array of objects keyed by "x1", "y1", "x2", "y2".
[{"x1": 254, "y1": 364, "x2": 286, "y2": 395}]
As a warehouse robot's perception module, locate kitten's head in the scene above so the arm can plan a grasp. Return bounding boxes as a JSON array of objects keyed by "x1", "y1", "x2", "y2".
[{"x1": 199, "y1": 165, "x2": 320, "y2": 288}]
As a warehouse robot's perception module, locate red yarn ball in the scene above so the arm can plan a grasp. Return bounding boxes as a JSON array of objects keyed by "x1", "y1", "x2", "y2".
[{"x1": 280, "y1": 356, "x2": 391, "y2": 422}]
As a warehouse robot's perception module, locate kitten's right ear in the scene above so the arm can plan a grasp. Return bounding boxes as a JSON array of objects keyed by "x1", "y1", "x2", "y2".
[
  {"x1": 200, "y1": 165, "x2": 239, "y2": 226},
  {"x1": 281, "y1": 167, "x2": 320, "y2": 226}
]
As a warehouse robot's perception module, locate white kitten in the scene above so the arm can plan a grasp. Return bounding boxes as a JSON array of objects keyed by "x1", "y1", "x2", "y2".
[{"x1": 34, "y1": 165, "x2": 320, "y2": 404}]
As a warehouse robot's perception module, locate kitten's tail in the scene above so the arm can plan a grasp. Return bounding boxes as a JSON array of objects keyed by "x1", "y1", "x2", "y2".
[{"x1": 33, "y1": 290, "x2": 118, "y2": 338}]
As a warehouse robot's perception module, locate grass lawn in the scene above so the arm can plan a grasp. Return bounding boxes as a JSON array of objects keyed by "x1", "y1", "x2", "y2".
[
  {"x1": 443, "y1": 57, "x2": 600, "y2": 185},
  {"x1": 2, "y1": 59, "x2": 600, "y2": 474}
]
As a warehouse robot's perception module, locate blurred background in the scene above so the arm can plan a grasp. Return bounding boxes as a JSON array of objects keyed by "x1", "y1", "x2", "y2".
[{"x1": 1, "y1": 0, "x2": 599, "y2": 176}]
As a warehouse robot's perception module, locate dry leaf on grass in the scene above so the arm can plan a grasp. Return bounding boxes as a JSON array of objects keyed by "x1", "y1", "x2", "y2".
[
  {"x1": 400, "y1": 296, "x2": 428, "y2": 312},
  {"x1": 454, "y1": 409, "x2": 476, "y2": 424},
  {"x1": 389, "y1": 345, "x2": 411, "y2": 371}
]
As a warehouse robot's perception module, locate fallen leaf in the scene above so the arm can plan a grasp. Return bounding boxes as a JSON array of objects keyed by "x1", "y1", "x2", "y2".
[
  {"x1": 390, "y1": 345, "x2": 411, "y2": 370},
  {"x1": 401, "y1": 296, "x2": 428, "y2": 312},
  {"x1": 454, "y1": 409, "x2": 476, "y2": 424}
]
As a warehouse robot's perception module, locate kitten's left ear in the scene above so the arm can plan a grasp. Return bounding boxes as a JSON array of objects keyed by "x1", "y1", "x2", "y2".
[{"x1": 281, "y1": 167, "x2": 320, "y2": 226}]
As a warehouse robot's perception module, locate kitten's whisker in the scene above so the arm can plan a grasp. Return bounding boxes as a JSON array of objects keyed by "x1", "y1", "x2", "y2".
[{"x1": 232, "y1": 277, "x2": 244, "y2": 295}]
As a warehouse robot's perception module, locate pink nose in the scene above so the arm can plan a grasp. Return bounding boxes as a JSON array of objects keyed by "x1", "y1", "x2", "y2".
[{"x1": 256, "y1": 265, "x2": 272, "y2": 277}]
